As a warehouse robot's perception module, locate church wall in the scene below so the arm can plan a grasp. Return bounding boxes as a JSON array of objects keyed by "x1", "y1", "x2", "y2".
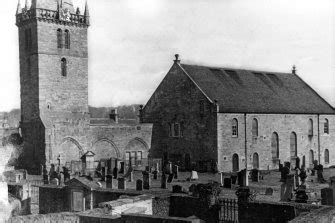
[
  {"x1": 142, "y1": 63, "x2": 218, "y2": 170},
  {"x1": 217, "y1": 113, "x2": 335, "y2": 172}
]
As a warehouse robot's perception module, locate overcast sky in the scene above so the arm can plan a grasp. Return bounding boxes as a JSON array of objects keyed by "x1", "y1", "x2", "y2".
[{"x1": 0, "y1": 0, "x2": 334, "y2": 111}]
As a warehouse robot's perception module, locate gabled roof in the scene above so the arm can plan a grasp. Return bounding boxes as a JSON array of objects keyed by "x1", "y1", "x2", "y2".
[{"x1": 180, "y1": 64, "x2": 335, "y2": 114}]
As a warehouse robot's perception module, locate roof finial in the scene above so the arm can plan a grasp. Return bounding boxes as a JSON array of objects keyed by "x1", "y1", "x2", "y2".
[
  {"x1": 16, "y1": 0, "x2": 22, "y2": 15},
  {"x1": 292, "y1": 65, "x2": 296, "y2": 74},
  {"x1": 174, "y1": 54, "x2": 181, "y2": 64},
  {"x1": 84, "y1": 0, "x2": 90, "y2": 25}
]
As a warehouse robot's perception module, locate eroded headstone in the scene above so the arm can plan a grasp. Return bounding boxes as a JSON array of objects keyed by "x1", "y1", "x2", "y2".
[
  {"x1": 118, "y1": 178, "x2": 126, "y2": 190},
  {"x1": 136, "y1": 179, "x2": 143, "y2": 191}
]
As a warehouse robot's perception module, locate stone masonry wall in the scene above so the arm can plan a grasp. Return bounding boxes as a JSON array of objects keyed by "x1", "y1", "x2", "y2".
[
  {"x1": 217, "y1": 113, "x2": 335, "y2": 172},
  {"x1": 142, "y1": 63, "x2": 218, "y2": 169}
]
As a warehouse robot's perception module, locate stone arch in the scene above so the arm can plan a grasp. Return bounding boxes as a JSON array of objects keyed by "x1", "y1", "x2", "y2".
[
  {"x1": 91, "y1": 137, "x2": 120, "y2": 160},
  {"x1": 125, "y1": 137, "x2": 149, "y2": 151},
  {"x1": 59, "y1": 137, "x2": 84, "y2": 165},
  {"x1": 125, "y1": 138, "x2": 149, "y2": 167}
]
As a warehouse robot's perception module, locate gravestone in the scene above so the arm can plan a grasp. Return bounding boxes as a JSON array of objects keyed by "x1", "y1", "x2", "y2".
[
  {"x1": 119, "y1": 162, "x2": 125, "y2": 174},
  {"x1": 295, "y1": 185, "x2": 308, "y2": 203},
  {"x1": 142, "y1": 171, "x2": 151, "y2": 190},
  {"x1": 113, "y1": 166, "x2": 118, "y2": 179},
  {"x1": 251, "y1": 169, "x2": 259, "y2": 182},
  {"x1": 118, "y1": 178, "x2": 126, "y2": 190},
  {"x1": 231, "y1": 174, "x2": 238, "y2": 185},
  {"x1": 106, "y1": 175, "x2": 113, "y2": 189},
  {"x1": 153, "y1": 170, "x2": 158, "y2": 180},
  {"x1": 321, "y1": 188, "x2": 333, "y2": 205},
  {"x1": 161, "y1": 173, "x2": 167, "y2": 189},
  {"x1": 173, "y1": 165, "x2": 179, "y2": 179},
  {"x1": 167, "y1": 173, "x2": 174, "y2": 183},
  {"x1": 265, "y1": 188, "x2": 273, "y2": 196},
  {"x1": 43, "y1": 174, "x2": 49, "y2": 185},
  {"x1": 172, "y1": 185, "x2": 182, "y2": 193},
  {"x1": 280, "y1": 174, "x2": 295, "y2": 201},
  {"x1": 238, "y1": 169, "x2": 247, "y2": 186},
  {"x1": 224, "y1": 178, "x2": 232, "y2": 189},
  {"x1": 136, "y1": 179, "x2": 143, "y2": 191},
  {"x1": 50, "y1": 178, "x2": 59, "y2": 185},
  {"x1": 190, "y1": 171, "x2": 199, "y2": 181}
]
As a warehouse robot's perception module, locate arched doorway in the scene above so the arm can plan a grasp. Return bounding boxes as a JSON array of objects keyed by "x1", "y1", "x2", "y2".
[
  {"x1": 125, "y1": 138, "x2": 149, "y2": 168},
  {"x1": 253, "y1": 153, "x2": 259, "y2": 169},
  {"x1": 232, "y1": 154, "x2": 239, "y2": 172},
  {"x1": 91, "y1": 138, "x2": 120, "y2": 173},
  {"x1": 309, "y1": 150, "x2": 314, "y2": 168}
]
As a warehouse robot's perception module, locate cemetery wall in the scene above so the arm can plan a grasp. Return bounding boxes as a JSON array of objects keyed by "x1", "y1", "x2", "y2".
[
  {"x1": 290, "y1": 206, "x2": 335, "y2": 223},
  {"x1": 39, "y1": 186, "x2": 68, "y2": 214},
  {"x1": 217, "y1": 113, "x2": 335, "y2": 171},
  {"x1": 152, "y1": 195, "x2": 218, "y2": 222},
  {"x1": 142, "y1": 63, "x2": 218, "y2": 170},
  {"x1": 238, "y1": 200, "x2": 322, "y2": 223}
]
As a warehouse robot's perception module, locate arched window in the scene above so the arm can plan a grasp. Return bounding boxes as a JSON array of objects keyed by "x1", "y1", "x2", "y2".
[
  {"x1": 324, "y1": 119, "x2": 329, "y2": 134},
  {"x1": 290, "y1": 132, "x2": 297, "y2": 158},
  {"x1": 232, "y1": 153, "x2": 239, "y2": 172},
  {"x1": 57, "y1": 29, "x2": 63, "y2": 48},
  {"x1": 252, "y1": 118, "x2": 258, "y2": 138},
  {"x1": 65, "y1": 29, "x2": 70, "y2": 49},
  {"x1": 253, "y1": 153, "x2": 259, "y2": 169},
  {"x1": 308, "y1": 119, "x2": 313, "y2": 136},
  {"x1": 232, "y1": 118, "x2": 238, "y2": 137},
  {"x1": 325, "y1": 149, "x2": 330, "y2": 164},
  {"x1": 61, "y1": 58, "x2": 67, "y2": 77},
  {"x1": 271, "y1": 132, "x2": 279, "y2": 159}
]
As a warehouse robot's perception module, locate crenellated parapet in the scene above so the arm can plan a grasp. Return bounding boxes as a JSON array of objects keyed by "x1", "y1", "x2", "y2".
[{"x1": 16, "y1": 8, "x2": 89, "y2": 27}]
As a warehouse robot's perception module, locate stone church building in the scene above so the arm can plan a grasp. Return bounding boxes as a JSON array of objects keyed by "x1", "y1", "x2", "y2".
[
  {"x1": 16, "y1": 0, "x2": 152, "y2": 174},
  {"x1": 141, "y1": 55, "x2": 335, "y2": 172}
]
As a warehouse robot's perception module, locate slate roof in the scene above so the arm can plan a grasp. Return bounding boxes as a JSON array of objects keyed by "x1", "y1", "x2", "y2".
[{"x1": 180, "y1": 64, "x2": 335, "y2": 114}]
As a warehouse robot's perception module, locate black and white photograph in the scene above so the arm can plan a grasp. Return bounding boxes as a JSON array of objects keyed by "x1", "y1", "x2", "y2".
[{"x1": 0, "y1": 0, "x2": 334, "y2": 222}]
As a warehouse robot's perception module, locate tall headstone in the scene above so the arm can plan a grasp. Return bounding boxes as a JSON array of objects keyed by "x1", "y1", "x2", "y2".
[
  {"x1": 161, "y1": 172, "x2": 167, "y2": 189},
  {"x1": 280, "y1": 174, "x2": 295, "y2": 201},
  {"x1": 136, "y1": 179, "x2": 143, "y2": 191},
  {"x1": 106, "y1": 175, "x2": 113, "y2": 189},
  {"x1": 118, "y1": 178, "x2": 126, "y2": 190},
  {"x1": 173, "y1": 165, "x2": 179, "y2": 179},
  {"x1": 142, "y1": 170, "x2": 150, "y2": 190}
]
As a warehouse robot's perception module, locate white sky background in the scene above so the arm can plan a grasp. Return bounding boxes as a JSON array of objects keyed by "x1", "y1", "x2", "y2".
[{"x1": 0, "y1": 0, "x2": 334, "y2": 111}]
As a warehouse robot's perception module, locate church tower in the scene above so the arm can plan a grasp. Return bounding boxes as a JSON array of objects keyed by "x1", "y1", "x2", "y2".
[{"x1": 16, "y1": 0, "x2": 90, "y2": 174}]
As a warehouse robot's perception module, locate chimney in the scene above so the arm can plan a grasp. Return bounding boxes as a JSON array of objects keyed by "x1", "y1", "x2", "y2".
[
  {"x1": 174, "y1": 54, "x2": 181, "y2": 64},
  {"x1": 292, "y1": 65, "x2": 296, "y2": 75},
  {"x1": 109, "y1": 109, "x2": 119, "y2": 124},
  {"x1": 139, "y1": 105, "x2": 144, "y2": 123}
]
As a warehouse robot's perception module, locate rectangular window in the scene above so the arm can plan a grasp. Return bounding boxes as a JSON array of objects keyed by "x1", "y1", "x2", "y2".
[
  {"x1": 125, "y1": 152, "x2": 130, "y2": 166},
  {"x1": 136, "y1": 151, "x2": 142, "y2": 166},
  {"x1": 232, "y1": 125, "x2": 238, "y2": 137},
  {"x1": 131, "y1": 152, "x2": 136, "y2": 166},
  {"x1": 324, "y1": 123, "x2": 329, "y2": 134}
]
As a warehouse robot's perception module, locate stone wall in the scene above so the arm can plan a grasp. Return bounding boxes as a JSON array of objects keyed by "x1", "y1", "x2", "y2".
[
  {"x1": 217, "y1": 114, "x2": 335, "y2": 172},
  {"x1": 238, "y1": 199, "x2": 322, "y2": 223},
  {"x1": 142, "y1": 63, "x2": 218, "y2": 170}
]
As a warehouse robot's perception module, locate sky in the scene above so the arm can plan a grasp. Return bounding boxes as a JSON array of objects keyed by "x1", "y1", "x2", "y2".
[{"x1": 0, "y1": 0, "x2": 334, "y2": 111}]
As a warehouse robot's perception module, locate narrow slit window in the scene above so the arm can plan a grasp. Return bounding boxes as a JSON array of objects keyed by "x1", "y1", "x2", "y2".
[
  {"x1": 61, "y1": 58, "x2": 67, "y2": 77},
  {"x1": 65, "y1": 29, "x2": 70, "y2": 49},
  {"x1": 57, "y1": 29, "x2": 63, "y2": 48}
]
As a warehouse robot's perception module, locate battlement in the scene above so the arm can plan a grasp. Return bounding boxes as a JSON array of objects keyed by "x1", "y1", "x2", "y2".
[{"x1": 16, "y1": 8, "x2": 89, "y2": 27}]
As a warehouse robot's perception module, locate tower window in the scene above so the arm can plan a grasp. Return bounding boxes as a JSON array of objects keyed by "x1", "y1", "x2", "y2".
[
  {"x1": 325, "y1": 149, "x2": 329, "y2": 164},
  {"x1": 57, "y1": 29, "x2": 63, "y2": 49},
  {"x1": 25, "y1": 28, "x2": 32, "y2": 51},
  {"x1": 61, "y1": 58, "x2": 67, "y2": 77},
  {"x1": 65, "y1": 30, "x2": 70, "y2": 49},
  {"x1": 252, "y1": 118, "x2": 258, "y2": 138}
]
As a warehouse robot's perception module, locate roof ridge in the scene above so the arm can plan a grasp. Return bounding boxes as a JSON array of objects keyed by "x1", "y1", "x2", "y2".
[{"x1": 181, "y1": 63, "x2": 292, "y2": 75}]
